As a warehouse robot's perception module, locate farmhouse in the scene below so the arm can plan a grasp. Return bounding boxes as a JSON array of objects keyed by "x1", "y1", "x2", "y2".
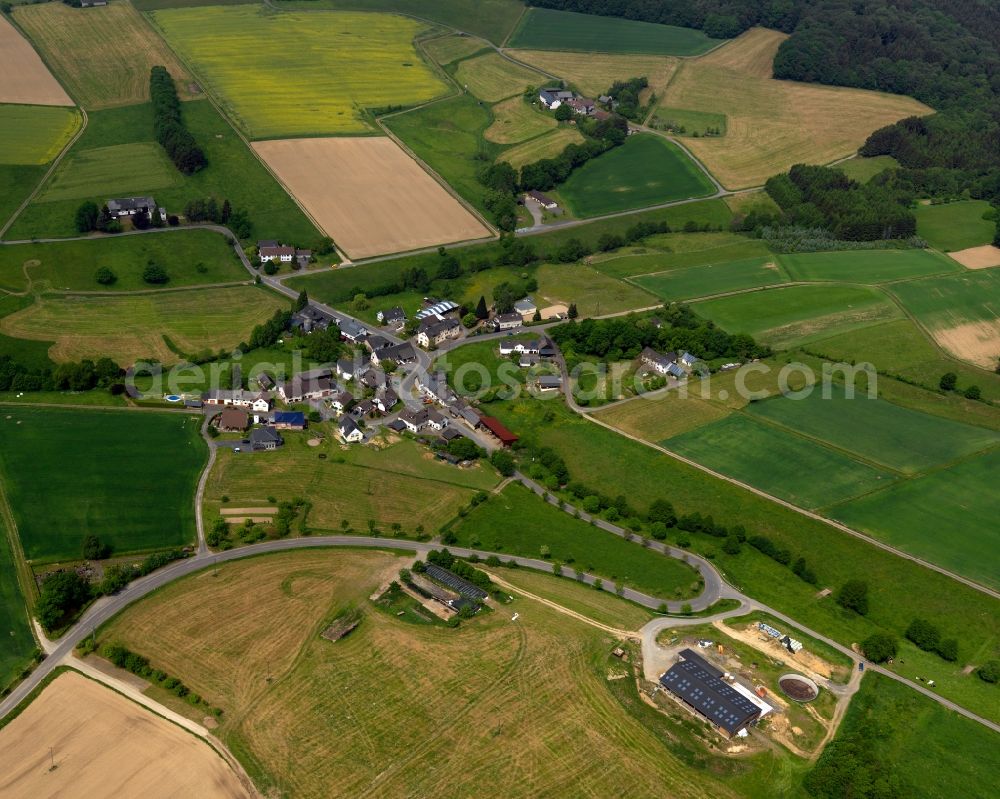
[
  {"x1": 417, "y1": 316, "x2": 461, "y2": 348},
  {"x1": 492, "y1": 312, "x2": 523, "y2": 331},
  {"x1": 638, "y1": 346, "x2": 678, "y2": 375},
  {"x1": 377, "y1": 306, "x2": 407, "y2": 328},
  {"x1": 525, "y1": 190, "x2": 558, "y2": 210},
  {"x1": 218, "y1": 408, "x2": 249, "y2": 432},
  {"x1": 248, "y1": 426, "x2": 283, "y2": 451},
  {"x1": 539, "y1": 87, "x2": 575, "y2": 109},
  {"x1": 371, "y1": 341, "x2": 417, "y2": 366},
  {"x1": 258, "y1": 241, "x2": 311, "y2": 265},
  {"x1": 477, "y1": 415, "x2": 518, "y2": 447},
  {"x1": 567, "y1": 97, "x2": 595, "y2": 116},
  {"x1": 414, "y1": 299, "x2": 460, "y2": 321},
  {"x1": 659, "y1": 649, "x2": 762, "y2": 738},
  {"x1": 107, "y1": 196, "x2": 155, "y2": 218},
  {"x1": 399, "y1": 408, "x2": 448, "y2": 434},
  {"x1": 339, "y1": 415, "x2": 364, "y2": 443}
]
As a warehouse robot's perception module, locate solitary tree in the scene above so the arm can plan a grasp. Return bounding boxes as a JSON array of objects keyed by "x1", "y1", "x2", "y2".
[
  {"x1": 95, "y1": 267, "x2": 117, "y2": 285},
  {"x1": 567, "y1": 303, "x2": 578, "y2": 319},
  {"x1": 861, "y1": 632, "x2": 897, "y2": 663},
  {"x1": 475, "y1": 295, "x2": 489, "y2": 320},
  {"x1": 142, "y1": 262, "x2": 169, "y2": 284},
  {"x1": 75, "y1": 201, "x2": 99, "y2": 233},
  {"x1": 294, "y1": 290, "x2": 308, "y2": 312},
  {"x1": 939, "y1": 372, "x2": 958, "y2": 391},
  {"x1": 836, "y1": 579, "x2": 869, "y2": 615}
]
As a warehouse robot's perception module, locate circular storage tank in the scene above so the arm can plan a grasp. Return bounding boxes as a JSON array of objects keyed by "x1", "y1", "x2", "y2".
[{"x1": 778, "y1": 673, "x2": 819, "y2": 702}]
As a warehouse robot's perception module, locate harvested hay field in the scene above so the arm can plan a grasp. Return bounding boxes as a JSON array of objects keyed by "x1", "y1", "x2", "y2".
[
  {"x1": 100, "y1": 549, "x2": 746, "y2": 799},
  {"x1": 0, "y1": 671, "x2": 250, "y2": 798},
  {"x1": 658, "y1": 28, "x2": 931, "y2": 189},
  {"x1": 253, "y1": 137, "x2": 491, "y2": 259},
  {"x1": 484, "y1": 96, "x2": 555, "y2": 144},
  {"x1": 510, "y1": 50, "x2": 678, "y2": 101},
  {"x1": 0, "y1": 14, "x2": 73, "y2": 106},
  {"x1": 0, "y1": 285, "x2": 285, "y2": 365},
  {"x1": 499, "y1": 126, "x2": 585, "y2": 170},
  {"x1": 454, "y1": 52, "x2": 545, "y2": 102},
  {"x1": 13, "y1": 2, "x2": 195, "y2": 110},
  {"x1": 949, "y1": 245, "x2": 1000, "y2": 270}
]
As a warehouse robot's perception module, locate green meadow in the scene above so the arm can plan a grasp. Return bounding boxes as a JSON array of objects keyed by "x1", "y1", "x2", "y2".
[
  {"x1": 631, "y1": 256, "x2": 788, "y2": 300},
  {"x1": 834, "y1": 155, "x2": 899, "y2": 183},
  {"x1": 0, "y1": 513, "x2": 34, "y2": 689},
  {"x1": 592, "y1": 235, "x2": 771, "y2": 279},
  {"x1": 508, "y1": 8, "x2": 722, "y2": 55},
  {"x1": 914, "y1": 200, "x2": 996, "y2": 251},
  {"x1": 0, "y1": 408, "x2": 206, "y2": 562},
  {"x1": 778, "y1": 248, "x2": 960, "y2": 284},
  {"x1": 0, "y1": 105, "x2": 81, "y2": 166},
  {"x1": 666, "y1": 414, "x2": 896, "y2": 509}
]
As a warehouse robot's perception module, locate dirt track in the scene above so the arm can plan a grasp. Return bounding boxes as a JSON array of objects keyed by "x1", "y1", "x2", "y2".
[
  {"x1": 254, "y1": 136, "x2": 491, "y2": 259},
  {"x1": 0, "y1": 15, "x2": 74, "y2": 106},
  {"x1": 0, "y1": 671, "x2": 250, "y2": 798}
]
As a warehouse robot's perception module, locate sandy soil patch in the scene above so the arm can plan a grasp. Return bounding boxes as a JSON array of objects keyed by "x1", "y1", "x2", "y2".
[
  {"x1": 716, "y1": 621, "x2": 838, "y2": 682},
  {"x1": 949, "y1": 245, "x2": 1000, "y2": 270},
  {"x1": 253, "y1": 137, "x2": 491, "y2": 259},
  {"x1": 0, "y1": 15, "x2": 73, "y2": 106},
  {"x1": 933, "y1": 320, "x2": 1000, "y2": 368},
  {"x1": 221, "y1": 507, "x2": 278, "y2": 515},
  {"x1": 0, "y1": 671, "x2": 249, "y2": 798},
  {"x1": 307, "y1": 438, "x2": 322, "y2": 447},
  {"x1": 539, "y1": 303, "x2": 568, "y2": 319}
]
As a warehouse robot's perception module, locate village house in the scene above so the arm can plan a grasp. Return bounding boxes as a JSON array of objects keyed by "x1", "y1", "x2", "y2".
[
  {"x1": 377, "y1": 306, "x2": 407, "y2": 329},
  {"x1": 492, "y1": 312, "x2": 523, "y2": 332},
  {"x1": 538, "y1": 87, "x2": 575, "y2": 109},
  {"x1": 107, "y1": 196, "x2": 155, "y2": 218},
  {"x1": 339, "y1": 319, "x2": 369, "y2": 343},
  {"x1": 638, "y1": 346, "x2": 679, "y2": 375},
  {"x1": 258, "y1": 241, "x2": 311, "y2": 265},
  {"x1": 202, "y1": 389, "x2": 273, "y2": 413},
  {"x1": 218, "y1": 408, "x2": 249, "y2": 432},
  {"x1": 291, "y1": 304, "x2": 336, "y2": 333},
  {"x1": 279, "y1": 368, "x2": 334, "y2": 403},
  {"x1": 513, "y1": 297, "x2": 537, "y2": 318},
  {"x1": 330, "y1": 391, "x2": 354, "y2": 414},
  {"x1": 417, "y1": 316, "x2": 461, "y2": 348},
  {"x1": 248, "y1": 426, "x2": 283, "y2": 451},
  {"x1": 567, "y1": 97, "x2": 596, "y2": 116},
  {"x1": 360, "y1": 369, "x2": 387, "y2": 390},
  {"x1": 680, "y1": 352, "x2": 699, "y2": 369},
  {"x1": 339, "y1": 415, "x2": 364, "y2": 443},
  {"x1": 417, "y1": 374, "x2": 454, "y2": 405},
  {"x1": 365, "y1": 335, "x2": 392, "y2": 353},
  {"x1": 375, "y1": 388, "x2": 399, "y2": 414},
  {"x1": 352, "y1": 398, "x2": 377, "y2": 418},
  {"x1": 256, "y1": 372, "x2": 275, "y2": 391},
  {"x1": 371, "y1": 341, "x2": 417, "y2": 367},
  {"x1": 399, "y1": 408, "x2": 449, "y2": 434},
  {"x1": 499, "y1": 337, "x2": 553, "y2": 357}
]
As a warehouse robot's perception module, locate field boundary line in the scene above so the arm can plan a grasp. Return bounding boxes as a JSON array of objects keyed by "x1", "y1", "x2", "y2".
[{"x1": 579, "y1": 410, "x2": 1000, "y2": 600}]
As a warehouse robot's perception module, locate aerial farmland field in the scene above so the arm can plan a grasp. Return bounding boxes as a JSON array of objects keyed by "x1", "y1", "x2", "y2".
[
  {"x1": 692, "y1": 283, "x2": 901, "y2": 348},
  {"x1": 556, "y1": 134, "x2": 715, "y2": 217},
  {"x1": 484, "y1": 96, "x2": 556, "y2": 144},
  {"x1": 888, "y1": 269, "x2": 1000, "y2": 368},
  {"x1": 0, "y1": 284, "x2": 286, "y2": 365},
  {"x1": 666, "y1": 414, "x2": 897, "y2": 509},
  {"x1": 151, "y1": 6, "x2": 447, "y2": 138},
  {"x1": 0, "y1": 408, "x2": 205, "y2": 562},
  {"x1": 508, "y1": 8, "x2": 723, "y2": 56},
  {"x1": 454, "y1": 52, "x2": 545, "y2": 102},
  {"x1": 423, "y1": 33, "x2": 489, "y2": 66},
  {"x1": 0, "y1": 513, "x2": 33, "y2": 690},
  {"x1": 631, "y1": 256, "x2": 788, "y2": 301},
  {"x1": 913, "y1": 200, "x2": 996, "y2": 252},
  {"x1": 13, "y1": 2, "x2": 196, "y2": 109},
  {"x1": 778, "y1": 249, "x2": 960, "y2": 284},
  {"x1": 656, "y1": 28, "x2": 931, "y2": 189},
  {"x1": 253, "y1": 136, "x2": 490, "y2": 258},
  {"x1": 592, "y1": 233, "x2": 771, "y2": 279},
  {"x1": 37, "y1": 142, "x2": 182, "y2": 203},
  {"x1": 831, "y1": 449, "x2": 1000, "y2": 590},
  {"x1": 0, "y1": 14, "x2": 73, "y2": 107},
  {"x1": 498, "y1": 126, "x2": 586, "y2": 170},
  {"x1": 0, "y1": 106, "x2": 80, "y2": 166},
  {"x1": 835, "y1": 154, "x2": 900, "y2": 183}
]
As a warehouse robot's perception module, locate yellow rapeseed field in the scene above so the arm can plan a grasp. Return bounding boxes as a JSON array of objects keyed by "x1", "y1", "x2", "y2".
[{"x1": 151, "y1": 6, "x2": 448, "y2": 138}]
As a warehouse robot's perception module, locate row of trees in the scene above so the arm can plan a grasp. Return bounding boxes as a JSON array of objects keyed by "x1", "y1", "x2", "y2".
[
  {"x1": 150, "y1": 66, "x2": 206, "y2": 174},
  {"x1": 0, "y1": 354, "x2": 122, "y2": 393}
]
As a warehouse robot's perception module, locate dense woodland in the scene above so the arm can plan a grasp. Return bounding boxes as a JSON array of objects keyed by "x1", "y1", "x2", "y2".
[{"x1": 532, "y1": 0, "x2": 1000, "y2": 243}]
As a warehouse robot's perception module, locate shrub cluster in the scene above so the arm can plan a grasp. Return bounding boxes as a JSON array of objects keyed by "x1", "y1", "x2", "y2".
[
  {"x1": 905, "y1": 618, "x2": 959, "y2": 662},
  {"x1": 150, "y1": 66, "x2": 206, "y2": 174},
  {"x1": 185, "y1": 196, "x2": 252, "y2": 239},
  {"x1": 102, "y1": 642, "x2": 223, "y2": 717}
]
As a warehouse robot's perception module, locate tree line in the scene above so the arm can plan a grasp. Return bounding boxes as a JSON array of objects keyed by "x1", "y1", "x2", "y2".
[
  {"x1": 0, "y1": 355, "x2": 122, "y2": 393},
  {"x1": 150, "y1": 66, "x2": 206, "y2": 175}
]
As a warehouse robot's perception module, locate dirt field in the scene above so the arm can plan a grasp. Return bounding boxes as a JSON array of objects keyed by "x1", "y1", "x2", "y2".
[
  {"x1": 0, "y1": 14, "x2": 73, "y2": 106},
  {"x1": 658, "y1": 28, "x2": 931, "y2": 189},
  {"x1": 934, "y1": 320, "x2": 1000, "y2": 368},
  {"x1": 0, "y1": 671, "x2": 249, "y2": 798},
  {"x1": 949, "y1": 245, "x2": 1000, "y2": 270},
  {"x1": 253, "y1": 137, "x2": 491, "y2": 259},
  {"x1": 510, "y1": 50, "x2": 678, "y2": 101},
  {"x1": 13, "y1": 2, "x2": 195, "y2": 109}
]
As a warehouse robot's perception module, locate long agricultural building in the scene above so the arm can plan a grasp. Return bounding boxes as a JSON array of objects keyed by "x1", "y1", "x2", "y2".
[{"x1": 659, "y1": 649, "x2": 762, "y2": 737}]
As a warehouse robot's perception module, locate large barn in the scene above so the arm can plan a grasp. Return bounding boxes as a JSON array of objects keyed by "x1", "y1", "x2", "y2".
[{"x1": 659, "y1": 649, "x2": 762, "y2": 737}]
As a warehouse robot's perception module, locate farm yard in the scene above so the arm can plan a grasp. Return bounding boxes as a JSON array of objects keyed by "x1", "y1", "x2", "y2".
[
  {"x1": 631, "y1": 256, "x2": 788, "y2": 301},
  {"x1": 97, "y1": 548, "x2": 768, "y2": 799},
  {"x1": 453, "y1": 52, "x2": 545, "y2": 102},
  {"x1": 0, "y1": 230, "x2": 245, "y2": 294},
  {"x1": 0, "y1": 284, "x2": 286, "y2": 365},
  {"x1": 0, "y1": 408, "x2": 205, "y2": 563},
  {"x1": 510, "y1": 50, "x2": 678, "y2": 100},
  {"x1": 656, "y1": 28, "x2": 932, "y2": 189},
  {"x1": 13, "y1": 2, "x2": 196, "y2": 110},
  {"x1": 888, "y1": 269, "x2": 1000, "y2": 368},
  {"x1": 5, "y1": 100, "x2": 321, "y2": 244},
  {"x1": 204, "y1": 434, "x2": 498, "y2": 534},
  {"x1": 508, "y1": 8, "x2": 723, "y2": 56},
  {"x1": 555, "y1": 134, "x2": 716, "y2": 217},
  {"x1": 913, "y1": 200, "x2": 997, "y2": 252},
  {"x1": 253, "y1": 137, "x2": 491, "y2": 258},
  {"x1": 0, "y1": 106, "x2": 81, "y2": 166},
  {"x1": 692, "y1": 284, "x2": 901, "y2": 349},
  {"x1": 0, "y1": 14, "x2": 74, "y2": 107},
  {"x1": 0, "y1": 672, "x2": 250, "y2": 798},
  {"x1": 831, "y1": 449, "x2": 1000, "y2": 590},
  {"x1": 151, "y1": 6, "x2": 447, "y2": 138}
]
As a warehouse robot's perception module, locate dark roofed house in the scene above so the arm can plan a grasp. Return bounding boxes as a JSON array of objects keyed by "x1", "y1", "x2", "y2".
[
  {"x1": 377, "y1": 306, "x2": 407, "y2": 328},
  {"x1": 525, "y1": 190, "x2": 558, "y2": 210},
  {"x1": 107, "y1": 196, "x2": 155, "y2": 217},
  {"x1": 249, "y1": 426, "x2": 283, "y2": 451},
  {"x1": 371, "y1": 341, "x2": 417, "y2": 366},
  {"x1": 442, "y1": 427, "x2": 463, "y2": 442},
  {"x1": 339, "y1": 414, "x2": 364, "y2": 443},
  {"x1": 376, "y1": 388, "x2": 398, "y2": 414},
  {"x1": 638, "y1": 346, "x2": 678, "y2": 375},
  {"x1": 360, "y1": 369, "x2": 387, "y2": 390},
  {"x1": 259, "y1": 243, "x2": 296, "y2": 263},
  {"x1": 365, "y1": 334, "x2": 392, "y2": 352},
  {"x1": 291, "y1": 304, "x2": 336, "y2": 333},
  {"x1": 218, "y1": 408, "x2": 249, "y2": 432},
  {"x1": 536, "y1": 375, "x2": 562, "y2": 392},
  {"x1": 659, "y1": 649, "x2": 762, "y2": 737}
]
